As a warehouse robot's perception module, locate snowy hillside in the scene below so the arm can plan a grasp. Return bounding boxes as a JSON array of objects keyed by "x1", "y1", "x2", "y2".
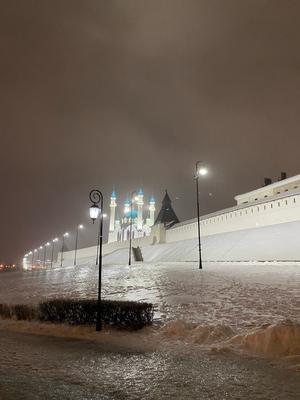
[{"x1": 102, "y1": 220, "x2": 300, "y2": 263}]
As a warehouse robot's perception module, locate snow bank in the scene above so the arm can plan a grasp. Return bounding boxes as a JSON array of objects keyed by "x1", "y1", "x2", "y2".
[
  {"x1": 161, "y1": 319, "x2": 300, "y2": 359},
  {"x1": 191, "y1": 324, "x2": 235, "y2": 344},
  {"x1": 160, "y1": 320, "x2": 194, "y2": 337},
  {"x1": 230, "y1": 319, "x2": 300, "y2": 357},
  {"x1": 161, "y1": 320, "x2": 235, "y2": 344}
]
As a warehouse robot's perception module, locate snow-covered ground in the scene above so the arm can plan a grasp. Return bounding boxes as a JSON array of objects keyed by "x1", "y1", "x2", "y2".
[
  {"x1": 1, "y1": 260, "x2": 300, "y2": 399},
  {"x1": 1, "y1": 261, "x2": 299, "y2": 333}
]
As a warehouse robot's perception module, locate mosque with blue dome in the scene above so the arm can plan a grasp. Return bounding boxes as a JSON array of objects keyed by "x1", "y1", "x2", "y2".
[{"x1": 108, "y1": 189, "x2": 156, "y2": 243}]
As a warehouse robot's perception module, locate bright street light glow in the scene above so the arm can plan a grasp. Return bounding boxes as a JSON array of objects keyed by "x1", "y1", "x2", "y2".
[
  {"x1": 39, "y1": 246, "x2": 43, "y2": 249},
  {"x1": 63, "y1": 232, "x2": 69, "y2": 237},
  {"x1": 89, "y1": 204, "x2": 100, "y2": 221},
  {"x1": 53, "y1": 238, "x2": 58, "y2": 242},
  {"x1": 78, "y1": 224, "x2": 84, "y2": 229},
  {"x1": 34, "y1": 249, "x2": 38, "y2": 252},
  {"x1": 46, "y1": 242, "x2": 50, "y2": 246},
  {"x1": 198, "y1": 167, "x2": 208, "y2": 176}
]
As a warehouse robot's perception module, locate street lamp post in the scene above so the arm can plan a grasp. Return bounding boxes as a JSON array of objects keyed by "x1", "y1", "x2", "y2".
[
  {"x1": 89, "y1": 189, "x2": 104, "y2": 332},
  {"x1": 33, "y1": 249, "x2": 38, "y2": 266},
  {"x1": 74, "y1": 225, "x2": 83, "y2": 266},
  {"x1": 38, "y1": 246, "x2": 43, "y2": 266},
  {"x1": 51, "y1": 238, "x2": 58, "y2": 268},
  {"x1": 128, "y1": 191, "x2": 138, "y2": 266},
  {"x1": 43, "y1": 242, "x2": 50, "y2": 268},
  {"x1": 60, "y1": 232, "x2": 69, "y2": 267},
  {"x1": 95, "y1": 215, "x2": 107, "y2": 265},
  {"x1": 195, "y1": 161, "x2": 208, "y2": 270},
  {"x1": 28, "y1": 251, "x2": 33, "y2": 267}
]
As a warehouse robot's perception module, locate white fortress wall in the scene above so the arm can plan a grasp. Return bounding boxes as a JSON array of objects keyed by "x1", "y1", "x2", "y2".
[
  {"x1": 166, "y1": 188, "x2": 300, "y2": 243},
  {"x1": 60, "y1": 234, "x2": 154, "y2": 262}
]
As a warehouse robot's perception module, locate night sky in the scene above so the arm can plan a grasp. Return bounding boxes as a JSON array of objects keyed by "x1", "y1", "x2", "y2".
[{"x1": 0, "y1": 0, "x2": 299, "y2": 263}]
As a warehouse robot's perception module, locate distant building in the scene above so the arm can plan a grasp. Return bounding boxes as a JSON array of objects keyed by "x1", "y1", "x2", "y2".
[
  {"x1": 108, "y1": 189, "x2": 156, "y2": 243},
  {"x1": 235, "y1": 174, "x2": 300, "y2": 205}
]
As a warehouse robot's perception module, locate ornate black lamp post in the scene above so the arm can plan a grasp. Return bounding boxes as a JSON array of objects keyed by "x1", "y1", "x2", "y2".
[
  {"x1": 128, "y1": 191, "x2": 138, "y2": 266},
  {"x1": 74, "y1": 225, "x2": 83, "y2": 266},
  {"x1": 60, "y1": 232, "x2": 69, "y2": 267},
  {"x1": 195, "y1": 161, "x2": 208, "y2": 270},
  {"x1": 89, "y1": 189, "x2": 104, "y2": 332},
  {"x1": 51, "y1": 238, "x2": 58, "y2": 268}
]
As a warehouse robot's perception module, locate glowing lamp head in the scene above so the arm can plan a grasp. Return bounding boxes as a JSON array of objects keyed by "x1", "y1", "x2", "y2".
[
  {"x1": 53, "y1": 238, "x2": 58, "y2": 242},
  {"x1": 63, "y1": 232, "x2": 69, "y2": 238},
  {"x1": 198, "y1": 167, "x2": 208, "y2": 176},
  {"x1": 89, "y1": 204, "x2": 100, "y2": 223},
  {"x1": 46, "y1": 242, "x2": 50, "y2": 246},
  {"x1": 78, "y1": 224, "x2": 84, "y2": 229}
]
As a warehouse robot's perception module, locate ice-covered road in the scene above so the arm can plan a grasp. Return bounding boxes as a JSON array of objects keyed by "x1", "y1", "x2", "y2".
[
  {"x1": 1, "y1": 330, "x2": 300, "y2": 400},
  {"x1": 0, "y1": 261, "x2": 299, "y2": 332},
  {"x1": 1, "y1": 262, "x2": 299, "y2": 399}
]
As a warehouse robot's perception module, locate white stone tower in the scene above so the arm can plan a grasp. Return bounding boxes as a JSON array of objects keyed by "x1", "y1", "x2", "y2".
[
  {"x1": 137, "y1": 188, "x2": 144, "y2": 230},
  {"x1": 146, "y1": 195, "x2": 156, "y2": 227},
  {"x1": 109, "y1": 190, "x2": 117, "y2": 232}
]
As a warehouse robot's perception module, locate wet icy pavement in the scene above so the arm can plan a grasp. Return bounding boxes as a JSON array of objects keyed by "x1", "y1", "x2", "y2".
[
  {"x1": 0, "y1": 262, "x2": 299, "y2": 332},
  {"x1": 0, "y1": 330, "x2": 299, "y2": 400}
]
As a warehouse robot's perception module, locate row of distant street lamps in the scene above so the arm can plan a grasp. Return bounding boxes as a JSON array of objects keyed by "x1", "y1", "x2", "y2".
[
  {"x1": 24, "y1": 225, "x2": 84, "y2": 269},
  {"x1": 24, "y1": 162, "x2": 208, "y2": 331}
]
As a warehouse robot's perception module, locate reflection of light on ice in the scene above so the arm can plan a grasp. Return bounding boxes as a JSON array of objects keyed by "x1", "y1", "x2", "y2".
[
  {"x1": 23, "y1": 258, "x2": 29, "y2": 271},
  {"x1": 2, "y1": 260, "x2": 300, "y2": 336}
]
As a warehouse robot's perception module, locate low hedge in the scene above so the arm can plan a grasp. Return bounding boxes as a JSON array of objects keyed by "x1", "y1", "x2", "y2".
[
  {"x1": 39, "y1": 299, "x2": 154, "y2": 330},
  {"x1": 0, "y1": 304, "x2": 12, "y2": 319},
  {"x1": 0, "y1": 299, "x2": 154, "y2": 330},
  {"x1": 0, "y1": 303, "x2": 36, "y2": 320}
]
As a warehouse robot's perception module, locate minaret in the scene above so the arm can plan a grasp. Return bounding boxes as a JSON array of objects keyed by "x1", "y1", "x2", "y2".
[
  {"x1": 124, "y1": 197, "x2": 130, "y2": 220},
  {"x1": 148, "y1": 195, "x2": 156, "y2": 226},
  {"x1": 137, "y1": 188, "x2": 144, "y2": 230},
  {"x1": 109, "y1": 190, "x2": 117, "y2": 232}
]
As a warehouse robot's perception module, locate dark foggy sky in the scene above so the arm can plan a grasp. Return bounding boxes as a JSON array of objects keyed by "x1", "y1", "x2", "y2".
[{"x1": 0, "y1": 0, "x2": 299, "y2": 263}]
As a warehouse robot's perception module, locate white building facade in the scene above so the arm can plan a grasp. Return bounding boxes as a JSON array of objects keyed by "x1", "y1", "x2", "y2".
[{"x1": 108, "y1": 189, "x2": 156, "y2": 243}]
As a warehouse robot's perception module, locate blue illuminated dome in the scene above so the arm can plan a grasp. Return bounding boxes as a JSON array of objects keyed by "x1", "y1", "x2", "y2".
[{"x1": 124, "y1": 209, "x2": 138, "y2": 218}]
